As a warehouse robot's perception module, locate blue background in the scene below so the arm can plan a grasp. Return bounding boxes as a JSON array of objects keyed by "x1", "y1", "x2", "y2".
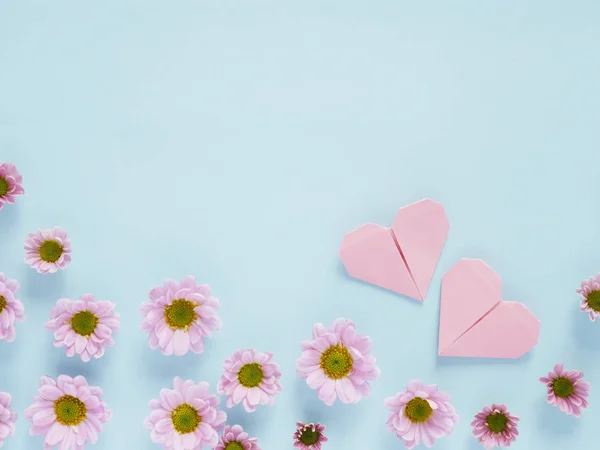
[{"x1": 1, "y1": 1, "x2": 599, "y2": 449}]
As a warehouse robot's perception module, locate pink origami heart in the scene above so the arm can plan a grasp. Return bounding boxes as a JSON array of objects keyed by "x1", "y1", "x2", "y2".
[
  {"x1": 339, "y1": 199, "x2": 449, "y2": 301},
  {"x1": 438, "y1": 258, "x2": 540, "y2": 358}
]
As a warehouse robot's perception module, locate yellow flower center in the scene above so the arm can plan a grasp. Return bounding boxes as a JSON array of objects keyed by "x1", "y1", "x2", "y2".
[
  {"x1": 171, "y1": 403, "x2": 201, "y2": 434},
  {"x1": 39, "y1": 240, "x2": 64, "y2": 263},
  {"x1": 164, "y1": 299, "x2": 197, "y2": 330},
  {"x1": 405, "y1": 397, "x2": 433, "y2": 423},
  {"x1": 54, "y1": 395, "x2": 87, "y2": 426},
  {"x1": 320, "y1": 345, "x2": 353, "y2": 379}
]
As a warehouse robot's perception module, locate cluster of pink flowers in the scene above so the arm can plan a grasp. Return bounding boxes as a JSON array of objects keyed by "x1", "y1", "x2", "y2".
[{"x1": 2, "y1": 160, "x2": 598, "y2": 449}]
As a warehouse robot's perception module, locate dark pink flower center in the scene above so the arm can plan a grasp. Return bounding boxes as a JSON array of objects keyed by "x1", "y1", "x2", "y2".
[{"x1": 299, "y1": 427, "x2": 321, "y2": 445}]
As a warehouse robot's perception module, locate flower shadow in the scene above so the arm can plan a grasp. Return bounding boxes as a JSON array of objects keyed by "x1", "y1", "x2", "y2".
[
  {"x1": 293, "y1": 378, "x2": 363, "y2": 429},
  {"x1": 224, "y1": 404, "x2": 274, "y2": 435},
  {"x1": 21, "y1": 267, "x2": 65, "y2": 303},
  {"x1": 0, "y1": 204, "x2": 19, "y2": 234},
  {"x1": 435, "y1": 351, "x2": 533, "y2": 367},
  {"x1": 571, "y1": 306, "x2": 599, "y2": 352},
  {"x1": 535, "y1": 399, "x2": 580, "y2": 438}
]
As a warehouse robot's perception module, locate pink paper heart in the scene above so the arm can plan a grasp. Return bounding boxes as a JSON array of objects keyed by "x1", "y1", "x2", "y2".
[
  {"x1": 438, "y1": 258, "x2": 540, "y2": 358},
  {"x1": 339, "y1": 199, "x2": 449, "y2": 301}
]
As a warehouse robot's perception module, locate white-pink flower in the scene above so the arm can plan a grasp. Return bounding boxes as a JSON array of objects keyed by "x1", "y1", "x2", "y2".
[
  {"x1": 24, "y1": 375, "x2": 111, "y2": 450},
  {"x1": 385, "y1": 380, "x2": 458, "y2": 449},
  {"x1": 0, "y1": 162, "x2": 24, "y2": 210},
  {"x1": 472, "y1": 404, "x2": 519, "y2": 449},
  {"x1": 216, "y1": 424, "x2": 261, "y2": 450},
  {"x1": 144, "y1": 377, "x2": 226, "y2": 450},
  {"x1": 45, "y1": 294, "x2": 120, "y2": 362},
  {"x1": 140, "y1": 276, "x2": 221, "y2": 356},
  {"x1": 217, "y1": 348, "x2": 282, "y2": 412},
  {"x1": 576, "y1": 274, "x2": 600, "y2": 321},
  {"x1": 0, "y1": 273, "x2": 25, "y2": 342},
  {"x1": 296, "y1": 318, "x2": 380, "y2": 405},
  {"x1": 0, "y1": 392, "x2": 17, "y2": 447},
  {"x1": 24, "y1": 227, "x2": 72, "y2": 274}
]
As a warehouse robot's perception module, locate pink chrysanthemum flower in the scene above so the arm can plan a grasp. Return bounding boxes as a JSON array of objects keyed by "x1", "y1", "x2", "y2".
[
  {"x1": 24, "y1": 227, "x2": 72, "y2": 274},
  {"x1": 576, "y1": 274, "x2": 600, "y2": 321},
  {"x1": 144, "y1": 377, "x2": 226, "y2": 450},
  {"x1": 215, "y1": 424, "x2": 261, "y2": 450},
  {"x1": 540, "y1": 363, "x2": 591, "y2": 417},
  {"x1": 0, "y1": 162, "x2": 24, "y2": 210},
  {"x1": 384, "y1": 380, "x2": 458, "y2": 449},
  {"x1": 294, "y1": 422, "x2": 328, "y2": 450},
  {"x1": 140, "y1": 276, "x2": 221, "y2": 356},
  {"x1": 296, "y1": 318, "x2": 380, "y2": 405},
  {"x1": 217, "y1": 348, "x2": 282, "y2": 413},
  {"x1": 0, "y1": 273, "x2": 25, "y2": 342},
  {"x1": 24, "y1": 375, "x2": 111, "y2": 450},
  {"x1": 471, "y1": 404, "x2": 519, "y2": 449},
  {"x1": 0, "y1": 392, "x2": 17, "y2": 447},
  {"x1": 45, "y1": 294, "x2": 120, "y2": 362}
]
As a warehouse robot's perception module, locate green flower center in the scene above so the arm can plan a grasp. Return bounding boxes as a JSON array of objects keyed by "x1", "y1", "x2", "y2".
[
  {"x1": 54, "y1": 395, "x2": 87, "y2": 426},
  {"x1": 238, "y1": 362, "x2": 264, "y2": 388},
  {"x1": 70, "y1": 310, "x2": 99, "y2": 337},
  {"x1": 0, "y1": 177, "x2": 8, "y2": 197},
  {"x1": 405, "y1": 397, "x2": 433, "y2": 423},
  {"x1": 585, "y1": 290, "x2": 600, "y2": 312},
  {"x1": 552, "y1": 377, "x2": 574, "y2": 398},
  {"x1": 171, "y1": 403, "x2": 201, "y2": 434},
  {"x1": 320, "y1": 345, "x2": 353, "y2": 379},
  {"x1": 486, "y1": 412, "x2": 508, "y2": 433},
  {"x1": 299, "y1": 428, "x2": 320, "y2": 445},
  {"x1": 0, "y1": 296, "x2": 6, "y2": 314},
  {"x1": 164, "y1": 299, "x2": 197, "y2": 330},
  {"x1": 225, "y1": 443, "x2": 245, "y2": 450},
  {"x1": 39, "y1": 240, "x2": 64, "y2": 263}
]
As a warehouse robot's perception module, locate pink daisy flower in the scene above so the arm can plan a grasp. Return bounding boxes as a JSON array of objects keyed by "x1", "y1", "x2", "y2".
[
  {"x1": 384, "y1": 380, "x2": 458, "y2": 449},
  {"x1": 576, "y1": 274, "x2": 600, "y2": 321},
  {"x1": 471, "y1": 404, "x2": 519, "y2": 449},
  {"x1": 293, "y1": 422, "x2": 327, "y2": 450},
  {"x1": 140, "y1": 276, "x2": 221, "y2": 356},
  {"x1": 0, "y1": 273, "x2": 25, "y2": 342},
  {"x1": 24, "y1": 227, "x2": 72, "y2": 274},
  {"x1": 217, "y1": 348, "x2": 282, "y2": 413},
  {"x1": 296, "y1": 318, "x2": 380, "y2": 405},
  {"x1": 144, "y1": 377, "x2": 226, "y2": 450},
  {"x1": 0, "y1": 162, "x2": 24, "y2": 210},
  {"x1": 215, "y1": 424, "x2": 261, "y2": 450},
  {"x1": 24, "y1": 375, "x2": 111, "y2": 450},
  {"x1": 0, "y1": 392, "x2": 17, "y2": 447},
  {"x1": 540, "y1": 363, "x2": 591, "y2": 417},
  {"x1": 45, "y1": 294, "x2": 120, "y2": 362}
]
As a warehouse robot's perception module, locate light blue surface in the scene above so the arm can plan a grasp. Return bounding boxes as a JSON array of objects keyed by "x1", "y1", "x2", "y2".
[{"x1": 1, "y1": 1, "x2": 600, "y2": 449}]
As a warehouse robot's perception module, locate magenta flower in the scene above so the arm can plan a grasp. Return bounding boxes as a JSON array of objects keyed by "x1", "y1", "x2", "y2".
[
  {"x1": 540, "y1": 363, "x2": 591, "y2": 417},
  {"x1": 296, "y1": 318, "x2": 380, "y2": 405},
  {"x1": 472, "y1": 404, "x2": 519, "y2": 449},
  {"x1": 0, "y1": 392, "x2": 17, "y2": 447},
  {"x1": 576, "y1": 274, "x2": 600, "y2": 321},
  {"x1": 294, "y1": 422, "x2": 327, "y2": 450},
  {"x1": 140, "y1": 276, "x2": 221, "y2": 356},
  {"x1": 217, "y1": 348, "x2": 282, "y2": 413},
  {"x1": 0, "y1": 162, "x2": 24, "y2": 210},
  {"x1": 216, "y1": 424, "x2": 260, "y2": 450},
  {"x1": 45, "y1": 294, "x2": 120, "y2": 362},
  {"x1": 0, "y1": 273, "x2": 25, "y2": 342},
  {"x1": 384, "y1": 380, "x2": 458, "y2": 449},
  {"x1": 24, "y1": 227, "x2": 72, "y2": 274},
  {"x1": 24, "y1": 375, "x2": 111, "y2": 450},
  {"x1": 144, "y1": 377, "x2": 226, "y2": 449}
]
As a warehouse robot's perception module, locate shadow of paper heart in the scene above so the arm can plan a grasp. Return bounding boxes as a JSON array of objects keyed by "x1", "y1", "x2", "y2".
[
  {"x1": 336, "y1": 262, "x2": 424, "y2": 305},
  {"x1": 435, "y1": 351, "x2": 533, "y2": 367}
]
